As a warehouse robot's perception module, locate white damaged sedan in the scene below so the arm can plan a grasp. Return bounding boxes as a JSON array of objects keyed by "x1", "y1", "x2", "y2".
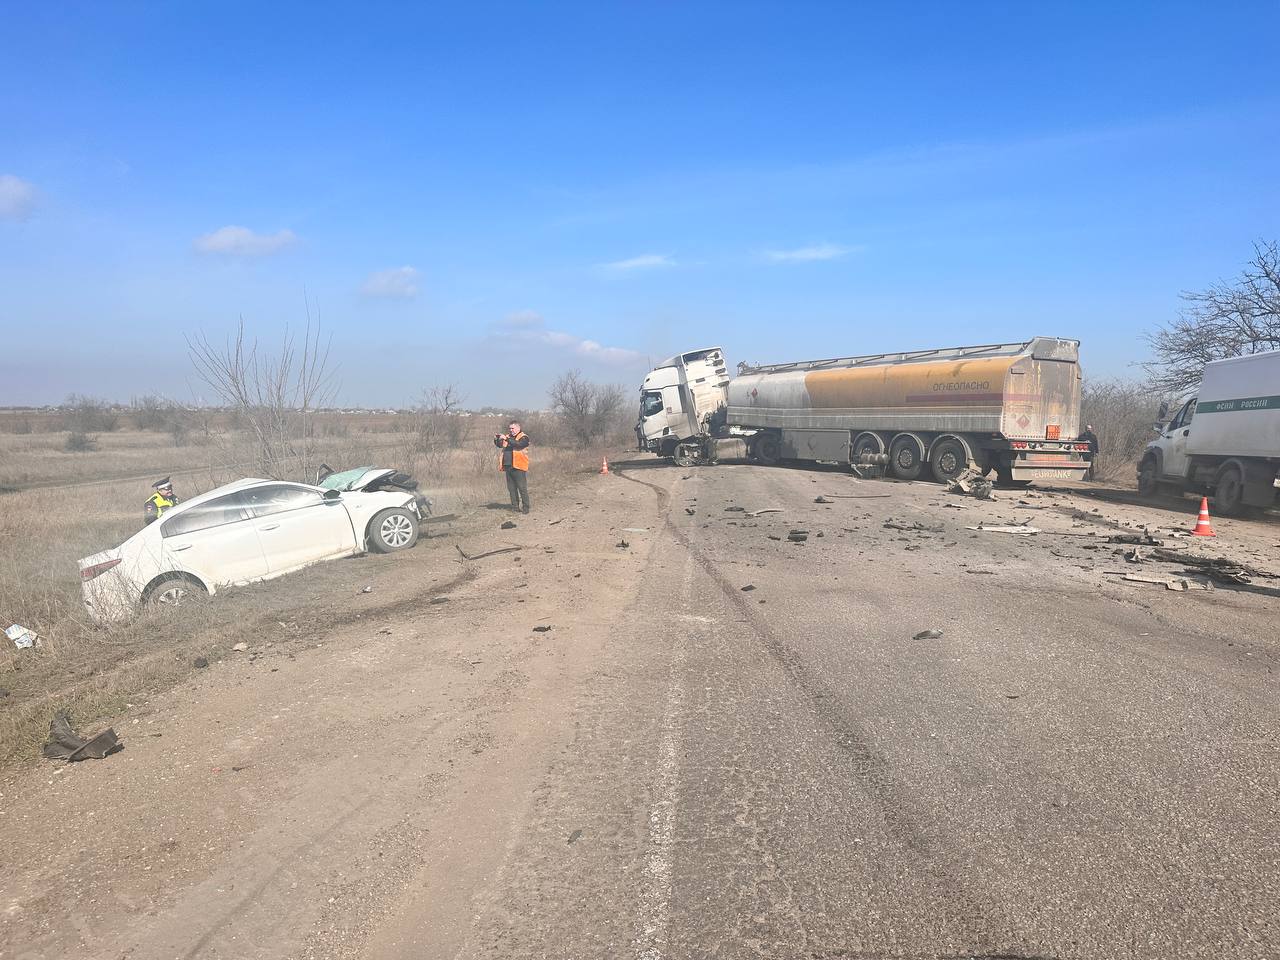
[{"x1": 79, "y1": 470, "x2": 424, "y2": 622}]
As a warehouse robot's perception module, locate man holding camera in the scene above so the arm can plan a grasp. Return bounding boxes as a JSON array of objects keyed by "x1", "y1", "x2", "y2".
[{"x1": 495, "y1": 420, "x2": 532, "y2": 513}]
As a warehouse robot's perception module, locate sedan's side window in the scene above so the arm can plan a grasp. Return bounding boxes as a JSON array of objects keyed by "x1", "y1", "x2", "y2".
[
  {"x1": 161, "y1": 493, "x2": 252, "y2": 538},
  {"x1": 244, "y1": 484, "x2": 324, "y2": 518}
]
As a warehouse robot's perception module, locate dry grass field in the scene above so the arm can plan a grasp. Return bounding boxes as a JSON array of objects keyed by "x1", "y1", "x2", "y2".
[{"x1": 0, "y1": 412, "x2": 611, "y2": 765}]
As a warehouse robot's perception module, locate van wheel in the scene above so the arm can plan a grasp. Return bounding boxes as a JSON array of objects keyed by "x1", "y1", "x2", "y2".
[
  {"x1": 888, "y1": 435, "x2": 924, "y2": 481},
  {"x1": 1213, "y1": 465, "x2": 1245, "y2": 516},
  {"x1": 369, "y1": 508, "x2": 420, "y2": 553},
  {"x1": 929, "y1": 438, "x2": 969, "y2": 483},
  {"x1": 1137, "y1": 457, "x2": 1159, "y2": 498}
]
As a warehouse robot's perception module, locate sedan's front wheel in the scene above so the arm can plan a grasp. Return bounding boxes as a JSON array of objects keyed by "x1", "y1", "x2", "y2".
[{"x1": 369, "y1": 508, "x2": 420, "y2": 553}]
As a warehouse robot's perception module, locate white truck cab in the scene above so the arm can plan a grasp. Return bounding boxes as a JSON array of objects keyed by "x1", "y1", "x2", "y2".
[
  {"x1": 636, "y1": 347, "x2": 730, "y2": 458},
  {"x1": 1139, "y1": 350, "x2": 1280, "y2": 514}
]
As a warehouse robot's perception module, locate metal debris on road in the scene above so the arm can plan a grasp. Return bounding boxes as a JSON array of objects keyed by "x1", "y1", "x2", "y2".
[
  {"x1": 42, "y1": 711, "x2": 122, "y2": 762},
  {"x1": 913, "y1": 629, "x2": 944, "y2": 640},
  {"x1": 814, "y1": 496, "x2": 833, "y2": 504},
  {"x1": 500, "y1": 520, "x2": 517, "y2": 530},
  {"x1": 616, "y1": 539, "x2": 630, "y2": 548},
  {"x1": 360, "y1": 585, "x2": 373, "y2": 593},
  {"x1": 947, "y1": 468, "x2": 996, "y2": 500},
  {"x1": 232, "y1": 642, "x2": 248, "y2": 651},
  {"x1": 741, "y1": 584, "x2": 756, "y2": 592},
  {"x1": 967, "y1": 525, "x2": 1041, "y2": 535},
  {"x1": 533, "y1": 625, "x2": 553, "y2": 632},
  {"x1": 455, "y1": 544, "x2": 523, "y2": 562},
  {"x1": 748, "y1": 508, "x2": 783, "y2": 517},
  {"x1": 724, "y1": 506, "x2": 746, "y2": 512},
  {"x1": 787, "y1": 530, "x2": 809, "y2": 542}
]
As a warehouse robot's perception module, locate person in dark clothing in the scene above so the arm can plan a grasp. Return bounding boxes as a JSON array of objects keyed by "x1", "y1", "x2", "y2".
[
  {"x1": 495, "y1": 420, "x2": 531, "y2": 512},
  {"x1": 1081, "y1": 424, "x2": 1099, "y2": 480}
]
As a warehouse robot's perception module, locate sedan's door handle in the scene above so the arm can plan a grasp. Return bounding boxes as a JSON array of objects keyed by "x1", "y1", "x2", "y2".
[
  {"x1": 258, "y1": 523, "x2": 280, "y2": 531},
  {"x1": 171, "y1": 543, "x2": 193, "y2": 552}
]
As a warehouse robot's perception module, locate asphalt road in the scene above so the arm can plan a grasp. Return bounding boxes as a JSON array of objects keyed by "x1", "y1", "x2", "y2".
[
  {"x1": 4, "y1": 459, "x2": 1277, "y2": 960},
  {"x1": 380, "y1": 460, "x2": 1280, "y2": 960}
]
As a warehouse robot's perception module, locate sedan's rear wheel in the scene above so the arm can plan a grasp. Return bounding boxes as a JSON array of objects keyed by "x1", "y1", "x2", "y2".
[
  {"x1": 146, "y1": 576, "x2": 208, "y2": 611},
  {"x1": 369, "y1": 508, "x2": 420, "y2": 553}
]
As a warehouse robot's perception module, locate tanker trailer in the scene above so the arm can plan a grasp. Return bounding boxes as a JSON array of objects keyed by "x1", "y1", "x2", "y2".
[{"x1": 727, "y1": 337, "x2": 1089, "y2": 483}]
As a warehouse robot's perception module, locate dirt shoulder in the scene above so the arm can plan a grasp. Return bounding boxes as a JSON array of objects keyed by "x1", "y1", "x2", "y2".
[{"x1": 0, "y1": 465, "x2": 661, "y2": 960}]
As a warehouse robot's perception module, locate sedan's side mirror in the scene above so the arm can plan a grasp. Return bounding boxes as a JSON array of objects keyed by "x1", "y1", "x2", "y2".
[{"x1": 323, "y1": 488, "x2": 341, "y2": 500}]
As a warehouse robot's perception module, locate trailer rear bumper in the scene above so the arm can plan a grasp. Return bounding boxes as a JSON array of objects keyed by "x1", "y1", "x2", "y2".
[{"x1": 1009, "y1": 454, "x2": 1089, "y2": 481}]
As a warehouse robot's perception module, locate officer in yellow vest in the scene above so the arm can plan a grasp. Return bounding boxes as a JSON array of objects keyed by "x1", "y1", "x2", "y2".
[
  {"x1": 144, "y1": 477, "x2": 179, "y2": 525},
  {"x1": 494, "y1": 421, "x2": 531, "y2": 513}
]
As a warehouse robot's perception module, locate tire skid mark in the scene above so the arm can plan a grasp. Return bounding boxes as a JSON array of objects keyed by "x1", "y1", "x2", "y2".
[{"x1": 614, "y1": 464, "x2": 1034, "y2": 956}]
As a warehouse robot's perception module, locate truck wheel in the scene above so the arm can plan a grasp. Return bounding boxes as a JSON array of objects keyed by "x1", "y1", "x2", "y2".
[
  {"x1": 1137, "y1": 457, "x2": 1159, "y2": 498},
  {"x1": 929, "y1": 438, "x2": 969, "y2": 483},
  {"x1": 1213, "y1": 465, "x2": 1245, "y2": 516},
  {"x1": 754, "y1": 433, "x2": 782, "y2": 466},
  {"x1": 888, "y1": 435, "x2": 924, "y2": 481},
  {"x1": 852, "y1": 433, "x2": 883, "y2": 465},
  {"x1": 368, "y1": 508, "x2": 420, "y2": 553},
  {"x1": 674, "y1": 442, "x2": 700, "y2": 467}
]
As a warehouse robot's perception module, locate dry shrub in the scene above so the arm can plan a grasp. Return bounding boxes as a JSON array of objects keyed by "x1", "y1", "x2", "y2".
[
  {"x1": 1080, "y1": 378, "x2": 1174, "y2": 481},
  {"x1": 64, "y1": 431, "x2": 98, "y2": 452}
]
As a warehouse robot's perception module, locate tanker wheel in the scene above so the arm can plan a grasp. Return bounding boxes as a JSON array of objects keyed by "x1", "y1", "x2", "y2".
[
  {"x1": 673, "y1": 442, "x2": 700, "y2": 468},
  {"x1": 852, "y1": 433, "x2": 883, "y2": 465},
  {"x1": 754, "y1": 432, "x2": 782, "y2": 466},
  {"x1": 888, "y1": 435, "x2": 924, "y2": 481},
  {"x1": 929, "y1": 438, "x2": 969, "y2": 484}
]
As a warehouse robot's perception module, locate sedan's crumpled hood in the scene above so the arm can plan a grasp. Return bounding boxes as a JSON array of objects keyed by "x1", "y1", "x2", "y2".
[{"x1": 319, "y1": 467, "x2": 396, "y2": 491}]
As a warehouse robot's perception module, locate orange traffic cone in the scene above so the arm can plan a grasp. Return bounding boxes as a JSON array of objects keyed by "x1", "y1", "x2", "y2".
[
  {"x1": 1191, "y1": 496, "x2": 1215, "y2": 537},
  {"x1": 600, "y1": 456, "x2": 610, "y2": 475}
]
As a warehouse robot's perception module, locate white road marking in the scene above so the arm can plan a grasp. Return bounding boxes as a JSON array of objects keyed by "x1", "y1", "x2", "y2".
[{"x1": 634, "y1": 551, "x2": 695, "y2": 960}]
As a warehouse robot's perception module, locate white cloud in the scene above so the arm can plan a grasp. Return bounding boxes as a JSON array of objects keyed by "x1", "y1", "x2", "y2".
[
  {"x1": 599, "y1": 253, "x2": 676, "y2": 272},
  {"x1": 0, "y1": 174, "x2": 38, "y2": 221},
  {"x1": 360, "y1": 265, "x2": 420, "y2": 299},
  {"x1": 194, "y1": 225, "x2": 298, "y2": 256},
  {"x1": 764, "y1": 243, "x2": 858, "y2": 262},
  {"x1": 493, "y1": 310, "x2": 644, "y2": 366}
]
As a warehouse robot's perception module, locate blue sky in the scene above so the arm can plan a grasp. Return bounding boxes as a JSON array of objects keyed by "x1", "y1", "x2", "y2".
[{"x1": 2, "y1": 2, "x2": 1278, "y2": 408}]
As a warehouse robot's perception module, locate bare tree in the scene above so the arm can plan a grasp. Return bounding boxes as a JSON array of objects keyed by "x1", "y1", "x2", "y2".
[
  {"x1": 188, "y1": 318, "x2": 338, "y2": 479},
  {"x1": 548, "y1": 370, "x2": 627, "y2": 447},
  {"x1": 1144, "y1": 240, "x2": 1280, "y2": 393},
  {"x1": 62, "y1": 394, "x2": 119, "y2": 433},
  {"x1": 401, "y1": 384, "x2": 469, "y2": 476}
]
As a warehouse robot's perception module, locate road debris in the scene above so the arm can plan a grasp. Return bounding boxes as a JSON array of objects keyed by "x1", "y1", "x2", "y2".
[
  {"x1": 685, "y1": 508, "x2": 696, "y2": 515},
  {"x1": 500, "y1": 520, "x2": 517, "y2": 530},
  {"x1": 429, "y1": 596, "x2": 451, "y2": 605},
  {"x1": 616, "y1": 539, "x2": 630, "y2": 548},
  {"x1": 967, "y1": 524, "x2": 1041, "y2": 535},
  {"x1": 748, "y1": 507, "x2": 783, "y2": 517},
  {"x1": 1113, "y1": 572, "x2": 1212, "y2": 591},
  {"x1": 42, "y1": 711, "x2": 122, "y2": 762},
  {"x1": 6, "y1": 623, "x2": 39, "y2": 650},
  {"x1": 455, "y1": 545, "x2": 523, "y2": 562},
  {"x1": 724, "y1": 506, "x2": 746, "y2": 512},
  {"x1": 193, "y1": 656, "x2": 209, "y2": 668},
  {"x1": 548, "y1": 517, "x2": 566, "y2": 525},
  {"x1": 741, "y1": 584, "x2": 756, "y2": 592},
  {"x1": 787, "y1": 529, "x2": 809, "y2": 542},
  {"x1": 884, "y1": 519, "x2": 944, "y2": 533},
  {"x1": 814, "y1": 496, "x2": 833, "y2": 504},
  {"x1": 232, "y1": 642, "x2": 248, "y2": 651},
  {"x1": 533, "y1": 625, "x2": 553, "y2": 632},
  {"x1": 622, "y1": 527, "x2": 648, "y2": 532},
  {"x1": 913, "y1": 629, "x2": 944, "y2": 640},
  {"x1": 360, "y1": 585, "x2": 373, "y2": 593},
  {"x1": 947, "y1": 468, "x2": 996, "y2": 500}
]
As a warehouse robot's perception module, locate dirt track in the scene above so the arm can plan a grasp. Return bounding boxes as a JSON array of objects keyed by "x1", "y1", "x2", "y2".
[{"x1": 3, "y1": 461, "x2": 1278, "y2": 959}]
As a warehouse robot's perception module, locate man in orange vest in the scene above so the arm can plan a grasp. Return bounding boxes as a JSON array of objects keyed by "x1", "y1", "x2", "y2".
[{"x1": 495, "y1": 420, "x2": 531, "y2": 513}]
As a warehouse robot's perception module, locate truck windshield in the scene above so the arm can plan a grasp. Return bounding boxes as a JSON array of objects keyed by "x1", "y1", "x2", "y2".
[{"x1": 641, "y1": 391, "x2": 663, "y2": 418}]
